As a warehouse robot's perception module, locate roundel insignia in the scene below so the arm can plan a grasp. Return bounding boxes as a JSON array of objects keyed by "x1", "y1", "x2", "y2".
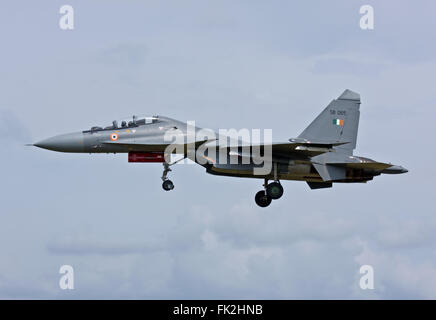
[{"x1": 110, "y1": 133, "x2": 119, "y2": 141}]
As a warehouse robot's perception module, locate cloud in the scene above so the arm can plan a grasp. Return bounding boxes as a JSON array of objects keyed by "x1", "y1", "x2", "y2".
[
  {"x1": 312, "y1": 58, "x2": 386, "y2": 76},
  {"x1": 47, "y1": 239, "x2": 163, "y2": 256},
  {"x1": 0, "y1": 109, "x2": 31, "y2": 143},
  {"x1": 1, "y1": 0, "x2": 436, "y2": 300},
  {"x1": 97, "y1": 44, "x2": 148, "y2": 67},
  {"x1": 34, "y1": 196, "x2": 436, "y2": 299},
  {"x1": 354, "y1": 240, "x2": 436, "y2": 299}
]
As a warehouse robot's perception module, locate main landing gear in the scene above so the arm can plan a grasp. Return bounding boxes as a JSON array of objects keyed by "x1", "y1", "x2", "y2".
[{"x1": 255, "y1": 178, "x2": 284, "y2": 207}]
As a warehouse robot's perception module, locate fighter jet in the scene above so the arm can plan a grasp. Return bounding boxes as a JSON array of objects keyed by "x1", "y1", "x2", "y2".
[{"x1": 33, "y1": 89, "x2": 407, "y2": 207}]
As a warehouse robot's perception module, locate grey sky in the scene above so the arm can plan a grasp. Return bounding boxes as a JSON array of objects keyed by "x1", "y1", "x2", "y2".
[{"x1": 1, "y1": 0, "x2": 435, "y2": 299}]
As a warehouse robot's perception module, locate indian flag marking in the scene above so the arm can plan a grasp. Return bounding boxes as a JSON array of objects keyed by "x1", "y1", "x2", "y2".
[{"x1": 333, "y1": 119, "x2": 344, "y2": 126}]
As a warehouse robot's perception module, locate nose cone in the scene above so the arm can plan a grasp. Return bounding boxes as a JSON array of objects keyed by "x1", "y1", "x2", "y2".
[
  {"x1": 34, "y1": 132, "x2": 84, "y2": 152},
  {"x1": 382, "y1": 165, "x2": 408, "y2": 174}
]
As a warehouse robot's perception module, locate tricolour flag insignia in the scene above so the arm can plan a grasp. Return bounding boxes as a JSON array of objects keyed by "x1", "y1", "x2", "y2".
[{"x1": 333, "y1": 119, "x2": 344, "y2": 126}]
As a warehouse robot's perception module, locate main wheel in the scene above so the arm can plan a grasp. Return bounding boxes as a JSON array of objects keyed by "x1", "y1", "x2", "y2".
[
  {"x1": 255, "y1": 190, "x2": 272, "y2": 207},
  {"x1": 266, "y1": 182, "x2": 284, "y2": 200},
  {"x1": 162, "y1": 180, "x2": 174, "y2": 191}
]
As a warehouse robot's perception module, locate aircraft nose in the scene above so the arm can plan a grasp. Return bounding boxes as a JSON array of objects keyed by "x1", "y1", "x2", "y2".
[{"x1": 34, "y1": 132, "x2": 84, "y2": 152}]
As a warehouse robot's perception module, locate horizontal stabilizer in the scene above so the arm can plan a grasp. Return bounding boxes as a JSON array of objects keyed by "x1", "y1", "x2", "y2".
[
  {"x1": 325, "y1": 161, "x2": 392, "y2": 171},
  {"x1": 288, "y1": 138, "x2": 350, "y2": 147},
  {"x1": 312, "y1": 154, "x2": 394, "y2": 172},
  {"x1": 339, "y1": 162, "x2": 391, "y2": 171}
]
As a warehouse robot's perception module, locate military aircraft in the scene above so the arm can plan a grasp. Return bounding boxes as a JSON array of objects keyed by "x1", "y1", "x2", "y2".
[{"x1": 33, "y1": 89, "x2": 407, "y2": 207}]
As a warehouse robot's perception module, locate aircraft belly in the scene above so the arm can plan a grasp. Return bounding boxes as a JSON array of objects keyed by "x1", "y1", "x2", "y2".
[{"x1": 206, "y1": 162, "x2": 320, "y2": 181}]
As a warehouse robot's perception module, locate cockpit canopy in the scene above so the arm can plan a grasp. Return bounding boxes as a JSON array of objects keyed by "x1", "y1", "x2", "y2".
[{"x1": 84, "y1": 115, "x2": 160, "y2": 133}]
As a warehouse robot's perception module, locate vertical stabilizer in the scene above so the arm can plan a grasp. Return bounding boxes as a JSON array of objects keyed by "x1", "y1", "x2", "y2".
[{"x1": 298, "y1": 89, "x2": 361, "y2": 154}]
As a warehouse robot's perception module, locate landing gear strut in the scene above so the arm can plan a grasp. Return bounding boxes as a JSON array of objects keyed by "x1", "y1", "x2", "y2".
[
  {"x1": 161, "y1": 162, "x2": 174, "y2": 191},
  {"x1": 161, "y1": 155, "x2": 186, "y2": 191},
  {"x1": 255, "y1": 174, "x2": 284, "y2": 207}
]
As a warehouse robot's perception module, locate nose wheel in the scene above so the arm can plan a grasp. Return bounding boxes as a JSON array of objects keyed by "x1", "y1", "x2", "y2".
[{"x1": 162, "y1": 179, "x2": 174, "y2": 191}]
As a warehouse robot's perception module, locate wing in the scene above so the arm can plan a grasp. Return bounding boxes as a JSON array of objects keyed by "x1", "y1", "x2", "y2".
[
  {"x1": 219, "y1": 139, "x2": 350, "y2": 162},
  {"x1": 311, "y1": 157, "x2": 392, "y2": 182}
]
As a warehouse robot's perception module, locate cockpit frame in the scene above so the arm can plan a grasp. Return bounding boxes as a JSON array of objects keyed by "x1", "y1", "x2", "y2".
[{"x1": 83, "y1": 115, "x2": 160, "y2": 133}]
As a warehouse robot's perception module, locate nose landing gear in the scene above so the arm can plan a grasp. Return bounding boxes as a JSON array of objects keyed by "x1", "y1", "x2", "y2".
[
  {"x1": 161, "y1": 162, "x2": 174, "y2": 191},
  {"x1": 160, "y1": 156, "x2": 187, "y2": 191}
]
